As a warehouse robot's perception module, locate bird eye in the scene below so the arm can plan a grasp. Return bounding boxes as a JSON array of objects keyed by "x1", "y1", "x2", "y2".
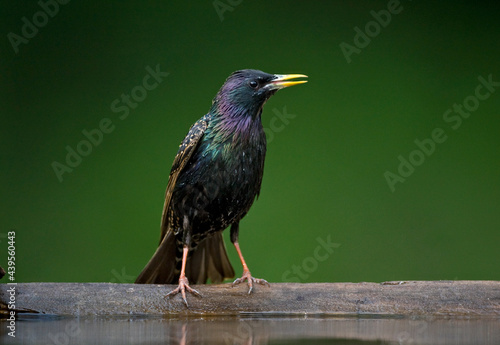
[{"x1": 249, "y1": 80, "x2": 258, "y2": 89}]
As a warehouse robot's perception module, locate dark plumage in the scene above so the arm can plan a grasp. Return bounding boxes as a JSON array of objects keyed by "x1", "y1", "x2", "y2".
[{"x1": 135, "y1": 69, "x2": 307, "y2": 305}]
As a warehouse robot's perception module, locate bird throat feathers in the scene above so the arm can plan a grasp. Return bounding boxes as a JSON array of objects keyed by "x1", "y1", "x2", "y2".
[{"x1": 210, "y1": 100, "x2": 266, "y2": 144}]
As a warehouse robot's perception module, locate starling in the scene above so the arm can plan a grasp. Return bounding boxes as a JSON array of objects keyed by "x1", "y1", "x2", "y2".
[{"x1": 135, "y1": 69, "x2": 307, "y2": 306}]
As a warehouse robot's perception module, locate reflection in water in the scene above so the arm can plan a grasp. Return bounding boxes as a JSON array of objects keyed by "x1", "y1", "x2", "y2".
[{"x1": 0, "y1": 314, "x2": 499, "y2": 344}]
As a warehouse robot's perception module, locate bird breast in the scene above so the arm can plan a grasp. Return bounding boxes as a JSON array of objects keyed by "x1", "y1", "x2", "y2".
[{"x1": 173, "y1": 130, "x2": 266, "y2": 234}]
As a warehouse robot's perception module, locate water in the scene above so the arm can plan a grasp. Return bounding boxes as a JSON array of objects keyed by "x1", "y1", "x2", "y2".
[{"x1": 1, "y1": 314, "x2": 498, "y2": 344}]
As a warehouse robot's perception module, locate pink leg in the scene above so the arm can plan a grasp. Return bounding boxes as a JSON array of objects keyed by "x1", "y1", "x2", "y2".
[
  {"x1": 232, "y1": 241, "x2": 270, "y2": 294},
  {"x1": 166, "y1": 245, "x2": 201, "y2": 307}
]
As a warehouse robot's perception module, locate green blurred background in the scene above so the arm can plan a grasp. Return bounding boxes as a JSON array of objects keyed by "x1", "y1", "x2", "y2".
[{"x1": 1, "y1": 1, "x2": 499, "y2": 284}]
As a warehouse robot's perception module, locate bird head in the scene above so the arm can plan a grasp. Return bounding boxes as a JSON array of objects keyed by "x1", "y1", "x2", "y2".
[{"x1": 212, "y1": 69, "x2": 307, "y2": 118}]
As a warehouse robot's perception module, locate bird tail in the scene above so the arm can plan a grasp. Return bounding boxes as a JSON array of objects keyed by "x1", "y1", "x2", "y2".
[
  {"x1": 186, "y1": 232, "x2": 235, "y2": 284},
  {"x1": 135, "y1": 232, "x2": 235, "y2": 284},
  {"x1": 135, "y1": 230, "x2": 179, "y2": 284}
]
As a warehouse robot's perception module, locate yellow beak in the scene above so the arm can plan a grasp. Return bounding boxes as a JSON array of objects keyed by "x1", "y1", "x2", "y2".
[{"x1": 269, "y1": 74, "x2": 308, "y2": 89}]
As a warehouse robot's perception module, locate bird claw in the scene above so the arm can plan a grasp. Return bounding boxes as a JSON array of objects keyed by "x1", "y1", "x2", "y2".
[
  {"x1": 232, "y1": 269, "x2": 269, "y2": 294},
  {"x1": 166, "y1": 276, "x2": 201, "y2": 307}
]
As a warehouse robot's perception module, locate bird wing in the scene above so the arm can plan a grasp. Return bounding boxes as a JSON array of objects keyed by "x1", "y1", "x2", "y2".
[{"x1": 158, "y1": 115, "x2": 209, "y2": 244}]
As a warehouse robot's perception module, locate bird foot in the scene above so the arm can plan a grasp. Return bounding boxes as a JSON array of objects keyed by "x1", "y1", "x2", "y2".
[
  {"x1": 166, "y1": 275, "x2": 201, "y2": 307},
  {"x1": 232, "y1": 269, "x2": 270, "y2": 294}
]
